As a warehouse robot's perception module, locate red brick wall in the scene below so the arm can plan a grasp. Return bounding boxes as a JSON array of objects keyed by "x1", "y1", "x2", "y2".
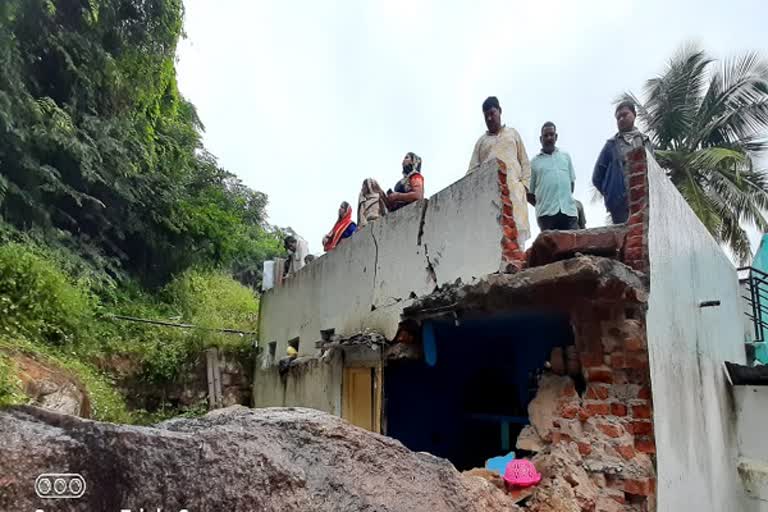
[
  {"x1": 496, "y1": 159, "x2": 526, "y2": 271},
  {"x1": 624, "y1": 148, "x2": 650, "y2": 274},
  {"x1": 549, "y1": 305, "x2": 656, "y2": 511}
]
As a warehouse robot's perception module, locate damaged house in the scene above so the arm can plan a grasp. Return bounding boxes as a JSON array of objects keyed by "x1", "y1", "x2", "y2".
[{"x1": 255, "y1": 148, "x2": 755, "y2": 511}]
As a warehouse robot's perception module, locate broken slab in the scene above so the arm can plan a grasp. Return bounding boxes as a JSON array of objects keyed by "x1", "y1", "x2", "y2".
[
  {"x1": 517, "y1": 425, "x2": 546, "y2": 452},
  {"x1": 527, "y1": 227, "x2": 628, "y2": 269},
  {"x1": 528, "y1": 374, "x2": 576, "y2": 442},
  {"x1": 402, "y1": 256, "x2": 647, "y2": 321}
]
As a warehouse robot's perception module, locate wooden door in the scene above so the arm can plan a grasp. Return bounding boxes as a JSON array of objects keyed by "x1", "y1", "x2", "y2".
[{"x1": 342, "y1": 367, "x2": 380, "y2": 432}]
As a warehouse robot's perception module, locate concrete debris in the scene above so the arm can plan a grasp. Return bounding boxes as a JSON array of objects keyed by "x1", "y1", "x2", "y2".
[
  {"x1": 516, "y1": 425, "x2": 546, "y2": 452},
  {"x1": 0, "y1": 405, "x2": 523, "y2": 512},
  {"x1": 524, "y1": 476, "x2": 581, "y2": 512},
  {"x1": 463, "y1": 467, "x2": 505, "y2": 490},
  {"x1": 532, "y1": 443, "x2": 599, "y2": 512},
  {"x1": 320, "y1": 330, "x2": 388, "y2": 350},
  {"x1": 528, "y1": 374, "x2": 575, "y2": 442},
  {"x1": 402, "y1": 256, "x2": 647, "y2": 321}
]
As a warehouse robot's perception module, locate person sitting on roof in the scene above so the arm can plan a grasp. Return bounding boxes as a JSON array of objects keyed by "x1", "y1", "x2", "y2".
[
  {"x1": 283, "y1": 235, "x2": 309, "y2": 278},
  {"x1": 357, "y1": 152, "x2": 425, "y2": 228},
  {"x1": 323, "y1": 201, "x2": 357, "y2": 252}
]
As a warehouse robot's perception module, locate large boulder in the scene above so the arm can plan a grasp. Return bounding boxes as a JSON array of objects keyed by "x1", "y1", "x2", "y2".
[{"x1": 0, "y1": 405, "x2": 521, "y2": 511}]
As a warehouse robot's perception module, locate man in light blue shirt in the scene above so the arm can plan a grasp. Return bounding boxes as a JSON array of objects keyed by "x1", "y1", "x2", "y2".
[{"x1": 529, "y1": 122, "x2": 579, "y2": 231}]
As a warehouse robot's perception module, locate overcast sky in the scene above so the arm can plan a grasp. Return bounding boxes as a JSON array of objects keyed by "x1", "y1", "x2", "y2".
[{"x1": 176, "y1": 0, "x2": 768, "y2": 257}]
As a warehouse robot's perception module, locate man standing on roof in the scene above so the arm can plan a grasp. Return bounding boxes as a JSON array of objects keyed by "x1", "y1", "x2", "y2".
[
  {"x1": 529, "y1": 122, "x2": 579, "y2": 231},
  {"x1": 592, "y1": 101, "x2": 653, "y2": 224},
  {"x1": 467, "y1": 96, "x2": 532, "y2": 248}
]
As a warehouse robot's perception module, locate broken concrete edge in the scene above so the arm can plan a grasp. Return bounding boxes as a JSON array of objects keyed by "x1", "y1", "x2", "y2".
[{"x1": 401, "y1": 255, "x2": 648, "y2": 322}]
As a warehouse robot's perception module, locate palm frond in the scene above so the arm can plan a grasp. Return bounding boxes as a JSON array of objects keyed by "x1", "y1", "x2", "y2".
[
  {"x1": 694, "y1": 52, "x2": 768, "y2": 148},
  {"x1": 641, "y1": 44, "x2": 713, "y2": 150}
]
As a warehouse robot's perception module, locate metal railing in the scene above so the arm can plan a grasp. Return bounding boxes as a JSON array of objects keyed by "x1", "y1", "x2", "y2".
[{"x1": 738, "y1": 266, "x2": 768, "y2": 343}]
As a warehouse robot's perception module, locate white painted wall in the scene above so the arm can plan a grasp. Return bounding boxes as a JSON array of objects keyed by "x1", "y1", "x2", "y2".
[
  {"x1": 258, "y1": 160, "x2": 504, "y2": 357},
  {"x1": 646, "y1": 150, "x2": 748, "y2": 511}
]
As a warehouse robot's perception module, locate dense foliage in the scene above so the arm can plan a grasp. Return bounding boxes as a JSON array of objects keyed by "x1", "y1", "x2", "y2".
[
  {"x1": 623, "y1": 44, "x2": 768, "y2": 262},
  {"x1": 0, "y1": 0, "x2": 286, "y2": 422},
  {"x1": 0, "y1": 0, "x2": 284, "y2": 285},
  {"x1": 0, "y1": 242, "x2": 260, "y2": 421}
]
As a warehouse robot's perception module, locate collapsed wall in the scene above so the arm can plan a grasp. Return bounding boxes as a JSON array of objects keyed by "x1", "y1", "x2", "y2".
[{"x1": 402, "y1": 254, "x2": 656, "y2": 512}]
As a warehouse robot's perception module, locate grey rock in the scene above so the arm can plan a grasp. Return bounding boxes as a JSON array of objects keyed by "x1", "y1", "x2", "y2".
[{"x1": 0, "y1": 405, "x2": 520, "y2": 511}]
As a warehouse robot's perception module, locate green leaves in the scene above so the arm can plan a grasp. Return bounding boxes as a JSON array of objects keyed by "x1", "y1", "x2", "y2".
[
  {"x1": 0, "y1": 0, "x2": 283, "y2": 285},
  {"x1": 627, "y1": 44, "x2": 768, "y2": 263}
]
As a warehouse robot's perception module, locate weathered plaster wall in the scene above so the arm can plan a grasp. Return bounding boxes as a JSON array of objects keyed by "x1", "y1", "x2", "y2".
[
  {"x1": 258, "y1": 160, "x2": 505, "y2": 357},
  {"x1": 646, "y1": 149, "x2": 747, "y2": 512},
  {"x1": 251, "y1": 351, "x2": 343, "y2": 415}
]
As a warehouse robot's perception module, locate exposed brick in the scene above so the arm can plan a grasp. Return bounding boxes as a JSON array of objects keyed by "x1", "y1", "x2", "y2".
[
  {"x1": 629, "y1": 186, "x2": 645, "y2": 203},
  {"x1": 581, "y1": 352, "x2": 606, "y2": 368},
  {"x1": 552, "y1": 432, "x2": 572, "y2": 444},
  {"x1": 616, "y1": 444, "x2": 636, "y2": 460},
  {"x1": 502, "y1": 203, "x2": 513, "y2": 216},
  {"x1": 631, "y1": 403, "x2": 652, "y2": 419},
  {"x1": 627, "y1": 148, "x2": 646, "y2": 163},
  {"x1": 625, "y1": 235, "x2": 644, "y2": 250},
  {"x1": 586, "y1": 383, "x2": 610, "y2": 400},
  {"x1": 628, "y1": 211, "x2": 646, "y2": 225},
  {"x1": 578, "y1": 442, "x2": 593, "y2": 456},
  {"x1": 502, "y1": 224, "x2": 518, "y2": 241},
  {"x1": 637, "y1": 386, "x2": 652, "y2": 399},
  {"x1": 560, "y1": 403, "x2": 580, "y2": 419},
  {"x1": 624, "y1": 478, "x2": 656, "y2": 497},
  {"x1": 500, "y1": 184, "x2": 510, "y2": 195},
  {"x1": 628, "y1": 420, "x2": 653, "y2": 436},
  {"x1": 625, "y1": 225, "x2": 643, "y2": 242},
  {"x1": 635, "y1": 436, "x2": 656, "y2": 454},
  {"x1": 586, "y1": 366, "x2": 614, "y2": 383},
  {"x1": 610, "y1": 353, "x2": 626, "y2": 369},
  {"x1": 597, "y1": 423, "x2": 624, "y2": 438},
  {"x1": 624, "y1": 246, "x2": 643, "y2": 261},
  {"x1": 584, "y1": 402, "x2": 611, "y2": 416},
  {"x1": 624, "y1": 335, "x2": 646, "y2": 352},
  {"x1": 629, "y1": 173, "x2": 646, "y2": 189},
  {"x1": 610, "y1": 403, "x2": 628, "y2": 417},
  {"x1": 625, "y1": 352, "x2": 649, "y2": 369}
]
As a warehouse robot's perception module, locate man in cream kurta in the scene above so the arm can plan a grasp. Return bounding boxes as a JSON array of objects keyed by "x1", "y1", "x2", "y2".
[{"x1": 467, "y1": 96, "x2": 532, "y2": 247}]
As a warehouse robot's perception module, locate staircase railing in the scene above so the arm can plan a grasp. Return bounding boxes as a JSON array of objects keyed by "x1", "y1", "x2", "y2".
[{"x1": 738, "y1": 266, "x2": 768, "y2": 343}]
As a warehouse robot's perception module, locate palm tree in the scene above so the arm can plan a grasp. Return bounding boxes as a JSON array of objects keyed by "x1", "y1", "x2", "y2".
[{"x1": 621, "y1": 44, "x2": 768, "y2": 263}]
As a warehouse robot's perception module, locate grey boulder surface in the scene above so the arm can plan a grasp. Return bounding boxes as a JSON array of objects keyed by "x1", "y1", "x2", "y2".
[{"x1": 0, "y1": 405, "x2": 520, "y2": 511}]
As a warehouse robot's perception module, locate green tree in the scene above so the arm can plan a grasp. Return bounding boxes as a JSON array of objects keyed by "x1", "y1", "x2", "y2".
[
  {"x1": 0, "y1": 0, "x2": 284, "y2": 285},
  {"x1": 622, "y1": 44, "x2": 768, "y2": 262}
]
